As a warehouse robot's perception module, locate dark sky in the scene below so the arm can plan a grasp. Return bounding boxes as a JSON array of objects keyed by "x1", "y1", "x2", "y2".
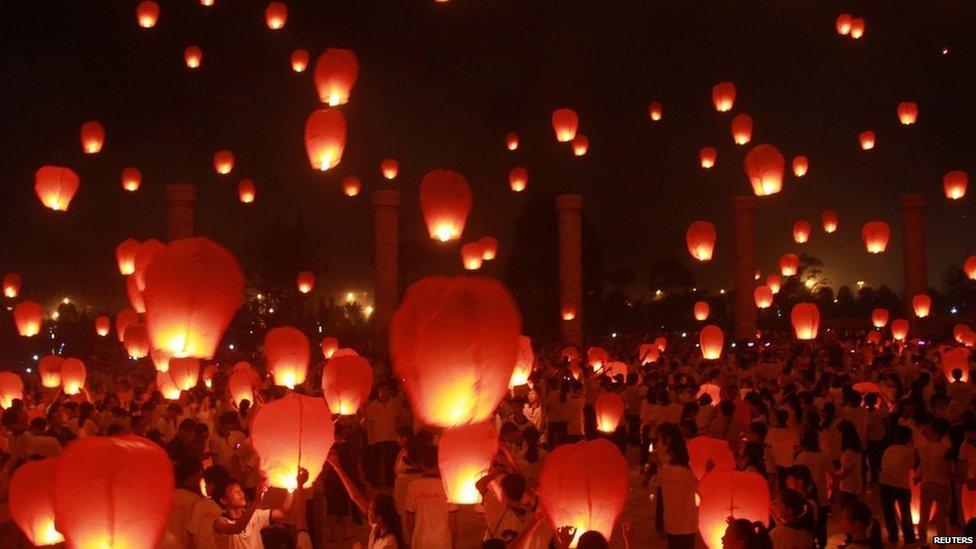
[{"x1": 2, "y1": 1, "x2": 975, "y2": 312}]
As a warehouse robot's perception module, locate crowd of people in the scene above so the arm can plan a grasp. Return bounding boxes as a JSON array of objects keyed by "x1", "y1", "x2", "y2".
[{"x1": 1, "y1": 328, "x2": 976, "y2": 548}]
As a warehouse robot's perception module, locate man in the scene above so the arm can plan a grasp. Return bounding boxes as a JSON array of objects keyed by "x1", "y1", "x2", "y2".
[
  {"x1": 188, "y1": 465, "x2": 231, "y2": 549},
  {"x1": 212, "y1": 474, "x2": 296, "y2": 549},
  {"x1": 167, "y1": 419, "x2": 200, "y2": 462},
  {"x1": 404, "y1": 445, "x2": 458, "y2": 548},
  {"x1": 161, "y1": 459, "x2": 204, "y2": 549},
  {"x1": 364, "y1": 382, "x2": 400, "y2": 487}
]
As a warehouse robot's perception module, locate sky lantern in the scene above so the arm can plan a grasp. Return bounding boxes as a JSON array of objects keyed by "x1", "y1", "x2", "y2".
[
  {"x1": 510, "y1": 335, "x2": 534, "y2": 387},
  {"x1": 251, "y1": 393, "x2": 335, "y2": 491},
  {"x1": 766, "y1": 274, "x2": 782, "y2": 294},
  {"x1": 508, "y1": 167, "x2": 528, "y2": 192},
  {"x1": 861, "y1": 221, "x2": 890, "y2": 253},
  {"x1": 296, "y1": 271, "x2": 315, "y2": 294},
  {"x1": 571, "y1": 134, "x2": 589, "y2": 156},
  {"x1": 791, "y1": 303, "x2": 820, "y2": 340},
  {"x1": 912, "y1": 294, "x2": 932, "y2": 318},
  {"x1": 461, "y1": 243, "x2": 484, "y2": 271},
  {"x1": 95, "y1": 315, "x2": 111, "y2": 337},
  {"x1": 699, "y1": 147, "x2": 717, "y2": 169},
  {"x1": 342, "y1": 175, "x2": 361, "y2": 197},
  {"x1": 126, "y1": 275, "x2": 146, "y2": 313},
  {"x1": 121, "y1": 167, "x2": 141, "y2": 192},
  {"x1": 291, "y1": 49, "x2": 309, "y2": 72},
  {"x1": 184, "y1": 46, "x2": 202, "y2": 69},
  {"x1": 954, "y1": 324, "x2": 971, "y2": 345},
  {"x1": 0, "y1": 373, "x2": 24, "y2": 409},
  {"x1": 693, "y1": 301, "x2": 710, "y2": 321},
  {"x1": 136, "y1": 1, "x2": 159, "y2": 28},
  {"x1": 3, "y1": 273, "x2": 21, "y2": 298},
  {"x1": 228, "y1": 367, "x2": 259, "y2": 407},
  {"x1": 743, "y1": 143, "x2": 784, "y2": 196},
  {"x1": 551, "y1": 108, "x2": 579, "y2": 142},
  {"x1": 419, "y1": 169, "x2": 473, "y2": 242},
  {"x1": 836, "y1": 13, "x2": 852, "y2": 35},
  {"x1": 792, "y1": 156, "x2": 809, "y2": 177},
  {"x1": 439, "y1": 421, "x2": 499, "y2": 504},
  {"x1": 697, "y1": 383, "x2": 722, "y2": 404},
  {"x1": 943, "y1": 170, "x2": 968, "y2": 200},
  {"x1": 38, "y1": 355, "x2": 64, "y2": 389},
  {"x1": 793, "y1": 220, "x2": 812, "y2": 244},
  {"x1": 866, "y1": 330, "x2": 882, "y2": 346},
  {"x1": 859, "y1": 130, "x2": 875, "y2": 150},
  {"x1": 115, "y1": 308, "x2": 138, "y2": 342},
  {"x1": 779, "y1": 253, "x2": 799, "y2": 276},
  {"x1": 595, "y1": 393, "x2": 625, "y2": 433},
  {"x1": 34, "y1": 165, "x2": 80, "y2": 211},
  {"x1": 539, "y1": 439, "x2": 628, "y2": 546},
  {"x1": 891, "y1": 319, "x2": 910, "y2": 341},
  {"x1": 14, "y1": 300, "x2": 42, "y2": 337},
  {"x1": 322, "y1": 355, "x2": 374, "y2": 415},
  {"x1": 697, "y1": 471, "x2": 770, "y2": 549},
  {"x1": 479, "y1": 236, "x2": 498, "y2": 260},
  {"x1": 897, "y1": 102, "x2": 918, "y2": 125},
  {"x1": 9, "y1": 458, "x2": 63, "y2": 546},
  {"x1": 150, "y1": 348, "x2": 173, "y2": 373},
  {"x1": 380, "y1": 158, "x2": 399, "y2": 180},
  {"x1": 821, "y1": 210, "x2": 838, "y2": 233},
  {"x1": 264, "y1": 327, "x2": 310, "y2": 389},
  {"x1": 80, "y1": 121, "x2": 105, "y2": 154},
  {"x1": 123, "y1": 322, "x2": 150, "y2": 359},
  {"x1": 53, "y1": 435, "x2": 174, "y2": 548},
  {"x1": 943, "y1": 348, "x2": 971, "y2": 382},
  {"x1": 648, "y1": 101, "x2": 663, "y2": 121},
  {"x1": 202, "y1": 364, "x2": 216, "y2": 389},
  {"x1": 965, "y1": 255, "x2": 976, "y2": 280},
  {"x1": 201, "y1": 0, "x2": 214, "y2": 6},
  {"x1": 754, "y1": 286, "x2": 773, "y2": 309},
  {"x1": 731, "y1": 113, "x2": 753, "y2": 145},
  {"x1": 168, "y1": 357, "x2": 200, "y2": 392},
  {"x1": 850, "y1": 17, "x2": 865, "y2": 39},
  {"x1": 213, "y1": 150, "x2": 234, "y2": 175},
  {"x1": 655, "y1": 336, "x2": 667, "y2": 352},
  {"x1": 587, "y1": 347, "x2": 609, "y2": 372},
  {"x1": 304, "y1": 108, "x2": 346, "y2": 171},
  {"x1": 687, "y1": 437, "x2": 735, "y2": 480},
  {"x1": 700, "y1": 325, "x2": 724, "y2": 360},
  {"x1": 872, "y1": 308, "x2": 890, "y2": 328},
  {"x1": 238, "y1": 178, "x2": 256, "y2": 203},
  {"x1": 313, "y1": 48, "x2": 360, "y2": 106},
  {"x1": 391, "y1": 276, "x2": 520, "y2": 427},
  {"x1": 506, "y1": 132, "x2": 519, "y2": 151},
  {"x1": 638, "y1": 343, "x2": 660, "y2": 365},
  {"x1": 686, "y1": 220, "x2": 716, "y2": 261},
  {"x1": 712, "y1": 82, "x2": 736, "y2": 112},
  {"x1": 60, "y1": 358, "x2": 87, "y2": 395},
  {"x1": 265, "y1": 2, "x2": 287, "y2": 29},
  {"x1": 143, "y1": 237, "x2": 245, "y2": 358},
  {"x1": 133, "y1": 238, "x2": 164, "y2": 291},
  {"x1": 156, "y1": 370, "x2": 181, "y2": 400},
  {"x1": 321, "y1": 336, "x2": 339, "y2": 359}
]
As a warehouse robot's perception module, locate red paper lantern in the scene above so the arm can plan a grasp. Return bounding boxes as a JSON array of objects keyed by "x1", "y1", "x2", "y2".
[
  {"x1": 792, "y1": 156, "x2": 809, "y2": 177},
  {"x1": 116, "y1": 239, "x2": 140, "y2": 275},
  {"x1": 943, "y1": 170, "x2": 968, "y2": 200},
  {"x1": 479, "y1": 236, "x2": 498, "y2": 261},
  {"x1": 595, "y1": 393, "x2": 625, "y2": 433},
  {"x1": 791, "y1": 303, "x2": 820, "y2": 340},
  {"x1": 551, "y1": 108, "x2": 579, "y2": 142},
  {"x1": 913, "y1": 294, "x2": 932, "y2": 318},
  {"x1": 126, "y1": 275, "x2": 146, "y2": 313},
  {"x1": 238, "y1": 179, "x2": 256, "y2": 204},
  {"x1": 184, "y1": 46, "x2": 203, "y2": 69},
  {"x1": 313, "y1": 49, "x2": 360, "y2": 106},
  {"x1": 898, "y1": 102, "x2": 918, "y2": 125},
  {"x1": 0, "y1": 372, "x2": 24, "y2": 408},
  {"x1": 638, "y1": 343, "x2": 660, "y2": 365},
  {"x1": 136, "y1": 0, "x2": 159, "y2": 28},
  {"x1": 228, "y1": 367, "x2": 259, "y2": 407},
  {"x1": 871, "y1": 308, "x2": 889, "y2": 328},
  {"x1": 264, "y1": 327, "x2": 310, "y2": 389},
  {"x1": 14, "y1": 300, "x2": 42, "y2": 337},
  {"x1": 510, "y1": 335, "x2": 534, "y2": 387},
  {"x1": 121, "y1": 167, "x2": 141, "y2": 192},
  {"x1": 700, "y1": 147, "x2": 717, "y2": 169},
  {"x1": 304, "y1": 109, "x2": 346, "y2": 171},
  {"x1": 321, "y1": 355, "x2": 374, "y2": 415},
  {"x1": 866, "y1": 330, "x2": 882, "y2": 346},
  {"x1": 116, "y1": 308, "x2": 138, "y2": 342},
  {"x1": 836, "y1": 13, "x2": 852, "y2": 35},
  {"x1": 156, "y1": 370, "x2": 181, "y2": 400},
  {"x1": 712, "y1": 82, "x2": 736, "y2": 113},
  {"x1": 297, "y1": 271, "x2": 315, "y2": 294},
  {"x1": 686, "y1": 221, "x2": 716, "y2": 261},
  {"x1": 697, "y1": 471, "x2": 770, "y2": 549},
  {"x1": 213, "y1": 150, "x2": 234, "y2": 175},
  {"x1": 381, "y1": 158, "x2": 399, "y2": 180},
  {"x1": 439, "y1": 421, "x2": 499, "y2": 504},
  {"x1": 571, "y1": 134, "x2": 589, "y2": 156},
  {"x1": 3, "y1": 273, "x2": 22, "y2": 298},
  {"x1": 697, "y1": 383, "x2": 721, "y2": 404},
  {"x1": 891, "y1": 319, "x2": 910, "y2": 341},
  {"x1": 859, "y1": 130, "x2": 875, "y2": 150},
  {"x1": 202, "y1": 364, "x2": 217, "y2": 389},
  {"x1": 694, "y1": 301, "x2": 710, "y2": 321},
  {"x1": 861, "y1": 221, "x2": 890, "y2": 253},
  {"x1": 291, "y1": 49, "x2": 309, "y2": 72},
  {"x1": 420, "y1": 169, "x2": 473, "y2": 242},
  {"x1": 766, "y1": 274, "x2": 782, "y2": 294},
  {"x1": 168, "y1": 357, "x2": 200, "y2": 391},
  {"x1": 321, "y1": 337, "x2": 339, "y2": 359},
  {"x1": 39, "y1": 355, "x2": 64, "y2": 388},
  {"x1": 10, "y1": 458, "x2": 64, "y2": 546},
  {"x1": 850, "y1": 17, "x2": 865, "y2": 39},
  {"x1": 134, "y1": 238, "x2": 164, "y2": 292},
  {"x1": 80, "y1": 121, "x2": 105, "y2": 154},
  {"x1": 942, "y1": 347, "x2": 970, "y2": 382},
  {"x1": 700, "y1": 325, "x2": 724, "y2": 360},
  {"x1": 731, "y1": 113, "x2": 753, "y2": 145},
  {"x1": 821, "y1": 210, "x2": 839, "y2": 233},
  {"x1": 342, "y1": 175, "x2": 361, "y2": 197},
  {"x1": 587, "y1": 347, "x2": 609, "y2": 372},
  {"x1": 509, "y1": 167, "x2": 528, "y2": 192},
  {"x1": 743, "y1": 144, "x2": 785, "y2": 196},
  {"x1": 655, "y1": 336, "x2": 668, "y2": 352},
  {"x1": 251, "y1": 393, "x2": 335, "y2": 491},
  {"x1": 61, "y1": 358, "x2": 87, "y2": 396},
  {"x1": 123, "y1": 322, "x2": 150, "y2": 359},
  {"x1": 506, "y1": 132, "x2": 519, "y2": 151},
  {"x1": 793, "y1": 220, "x2": 812, "y2": 244},
  {"x1": 648, "y1": 101, "x2": 663, "y2": 122},
  {"x1": 687, "y1": 436, "x2": 735, "y2": 480},
  {"x1": 754, "y1": 286, "x2": 773, "y2": 309},
  {"x1": 779, "y1": 253, "x2": 800, "y2": 276},
  {"x1": 35, "y1": 165, "x2": 80, "y2": 211},
  {"x1": 965, "y1": 255, "x2": 976, "y2": 280},
  {"x1": 461, "y1": 243, "x2": 484, "y2": 271},
  {"x1": 954, "y1": 324, "x2": 971, "y2": 345},
  {"x1": 265, "y1": 2, "x2": 287, "y2": 29}
]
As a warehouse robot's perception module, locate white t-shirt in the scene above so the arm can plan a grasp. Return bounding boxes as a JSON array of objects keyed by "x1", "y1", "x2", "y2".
[
  {"x1": 404, "y1": 476, "x2": 457, "y2": 548},
  {"x1": 766, "y1": 427, "x2": 799, "y2": 468},
  {"x1": 917, "y1": 438, "x2": 952, "y2": 484},
  {"x1": 189, "y1": 498, "x2": 223, "y2": 549},
  {"x1": 481, "y1": 479, "x2": 533, "y2": 542},
  {"x1": 214, "y1": 508, "x2": 271, "y2": 549},
  {"x1": 368, "y1": 525, "x2": 399, "y2": 549},
  {"x1": 879, "y1": 444, "x2": 916, "y2": 489},
  {"x1": 795, "y1": 450, "x2": 834, "y2": 506},
  {"x1": 654, "y1": 464, "x2": 698, "y2": 535},
  {"x1": 160, "y1": 488, "x2": 202, "y2": 549}
]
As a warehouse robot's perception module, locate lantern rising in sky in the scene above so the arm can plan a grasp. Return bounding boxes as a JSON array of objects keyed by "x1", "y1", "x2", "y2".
[
  {"x1": 836, "y1": 13, "x2": 852, "y2": 35},
  {"x1": 571, "y1": 134, "x2": 589, "y2": 156},
  {"x1": 304, "y1": 109, "x2": 346, "y2": 171},
  {"x1": 551, "y1": 108, "x2": 579, "y2": 142},
  {"x1": 80, "y1": 121, "x2": 105, "y2": 154},
  {"x1": 791, "y1": 303, "x2": 821, "y2": 340},
  {"x1": 238, "y1": 179, "x2": 256, "y2": 203},
  {"x1": 793, "y1": 220, "x2": 811, "y2": 244},
  {"x1": 184, "y1": 46, "x2": 203, "y2": 69},
  {"x1": 872, "y1": 308, "x2": 890, "y2": 328},
  {"x1": 419, "y1": 169, "x2": 473, "y2": 242},
  {"x1": 0, "y1": 373, "x2": 24, "y2": 409},
  {"x1": 506, "y1": 132, "x2": 519, "y2": 151},
  {"x1": 686, "y1": 221, "x2": 716, "y2": 261},
  {"x1": 291, "y1": 49, "x2": 309, "y2": 72},
  {"x1": 121, "y1": 167, "x2": 141, "y2": 192},
  {"x1": 792, "y1": 156, "x2": 809, "y2": 177},
  {"x1": 754, "y1": 286, "x2": 773, "y2": 309},
  {"x1": 861, "y1": 221, "x2": 890, "y2": 253},
  {"x1": 912, "y1": 294, "x2": 932, "y2": 318},
  {"x1": 699, "y1": 325, "x2": 724, "y2": 360},
  {"x1": 381, "y1": 158, "x2": 399, "y2": 180},
  {"x1": 313, "y1": 48, "x2": 360, "y2": 106},
  {"x1": 213, "y1": 150, "x2": 234, "y2": 175},
  {"x1": 731, "y1": 113, "x2": 753, "y2": 145},
  {"x1": 265, "y1": 2, "x2": 288, "y2": 29},
  {"x1": 264, "y1": 326, "x2": 310, "y2": 389},
  {"x1": 3, "y1": 273, "x2": 22, "y2": 298},
  {"x1": 136, "y1": 1, "x2": 159, "y2": 28},
  {"x1": 35, "y1": 166, "x2": 80, "y2": 211},
  {"x1": 296, "y1": 271, "x2": 315, "y2": 294},
  {"x1": 460, "y1": 243, "x2": 484, "y2": 270},
  {"x1": 965, "y1": 255, "x2": 976, "y2": 280},
  {"x1": 595, "y1": 393, "x2": 625, "y2": 433},
  {"x1": 897, "y1": 102, "x2": 918, "y2": 125},
  {"x1": 821, "y1": 210, "x2": 839, "y2": 233},
  {"x1": 859, "y1": 130, "x2": 876, "y2": 150},
  {"x1": 712, "y1": 81, "x2": 736, "y2": 112},
  {"x1": 439, "y1": 421, "x2": 499, "y2": 504},
  {"x1": 251, "y1": 393, "x2": 335, "y2": 492},
  {"x1": 693, "y1": 301, "x2": 710, "y2": 321},
  {"x1": 766, "y1": 274, "x2": 782, "y2": 294},
  {"x1": 779, "y1": 253, "x2": 799, "y2": 276},
  {"x1": 509, "y1": 167, "x2": 528, "y2": 192},
  {"x1": 342, "y1": 175, "x2": 361, "y2": 197},
  {"x1": 943, "y1": 170, "x2": 968, "y2": 200},
  {"x1": 699, "y1": 147, "x2": 717, "y2": 169},
  {"x1": 743, "y1": 144, "x2": 785, "y2": 196},
  {"x1": 647, "y1": 101, "x2": 663, "y2": 121},
  {"x1": 14, "y1": 300, "x2": 42, "y2": 337},
  {"x1": 321, "y1": 355, "x2": 374, "y2": 415}
]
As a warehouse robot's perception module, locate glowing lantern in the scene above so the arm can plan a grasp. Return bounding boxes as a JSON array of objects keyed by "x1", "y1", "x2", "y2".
[
  {"x1": 38, "y1": 355, "x2": 64, "y2": 389},
  {"x1": 142, "y1": 237, "x2": 244, "y2": 358},
  {"x1": 965, "y1": 256, "x2": 976, "y2": 280},
  {"x1": 655, "y1": 336, "x2": 668, "y2": 352},
  {"x1": 539, "y1": 439, "x2": 628, "y2": 546},
  {"x1": 391, "y1": 276, "x2": 520, "y2": 427},
  {"x1": 943, "y1": 171, "x2": 968, "y2": 200},
  {"x1": 53, "y1": 435, "x2": 174, "y2": 548},
  {"x1": 9, "y1": 458, "x2": 63, "y2": 546},
  {"x1": 439, "y1": 421, "x2": 499, "y2": 504},
  {"x1": 571, "y1": 135, "x2": 589, "y2": 156},
  {"x1": 754, "y1": 286, "x2": 773, "y2": 309},
  {"x1": 136, "y1": 1, "x2": 160, "y2": 28},
  {"x1": 168, "y1": 357, "x2": 199, "y2": 391},
  {"x1": 697, "y1": 471, "x2": 770, "y2": 549},
  {"x1": 872, "y1": 308, "x2": 890, "y2": 328},
  {"x1": 793, "y1": 220, "x2": 811, "y2": 244},
  {"x1": 562, "y1": 308, "x2": 576, "y2": 321},
  {"x1": 954, "y1": 324, "x2": 972, "y2": 345},
  {"x1": 236, "y1": 178, "x2": 255, "y2": 204},
  {"x1": 377, "y1": 158, "x2": 398, "y2": 180},
  {"x1": 859, "y1": 131, "x2": 875, "y2": 150},
  {"x1": 479, "y1": 236, "x2": 498, "y2": 260},
  {"x1": 134, "y1": 239, "x2": 164, "y2": 291},
  {"x1": 92, "y1": 315, "x2": 110, "y2": 338},
  {"x1": 898, "y1": 102, "x2": 918, "y2": 125},
  {"x1": 124, "y1": 322, "x2": 150, "y2": 359},
  {"x1": 333, "y1": 348, "x2": 358, "y2": 358},
  {"x1": 912, "y1": 294, "x2": 932, "y2": 318},
  {"x1": 861, "y1": 221, "x2": 890, "y2": 253},
  {"x1": 509, "y1": 167, "x2": 528, "y2": 192},
  {"x1": 3, "y1": 273, "x2": 22, "y2": 298},
  {"x1": 80, "y1": 121, "x2": 105, "y2": 154},
  {"x1": 779, "y1": 253, "x2": 799, "y2": 276},
  {"x1": 791, "y1": 303, "x2": 820, "y2": 340},
  {"x1": 59, "y1": 358, "x2": 86, "y2": 396},
  {"x1": 157, "y1": 371, "x2": 181, "y2": 400},
  {"x1": 265, "y1": 2, "x2": 287, "y2": 29},
  {"x1": 638, "y1": 343, "x2": 660, "y2": 365},
  {"x1": 850, "y1": 18, "x2": 865, "y2": 39},
  {"x1": 699, "y1": 147, "x2": 717, "y2": 169},
  {"x1": 792, "y1": 156, "x2": 809, "y2": 177},
  {"x1": 602, "y1": 361, "x2": 628, "y2": 379},
  {"x1": 126, "y1": 275, "x2": 146, "y2": 313},
  {"x1": 766, "y1": 274, "x2": 781, "y2": 294},
  {"x1": 866, "y1": 330, "x2": 882, "y2": 346},
  {"x1": 313, "y1": 49, "x2": 359, "y2": 106},
  {"x1": 0, "y1": 373, "x2": 23, "y2": 408},
  {"x1": 120, "y1": 167, "x2": 141, "y2": 192},
  {"x1": 743, "y1": 144, "x2": 784, "y2": 196},
  {"x1": 821, "y1": 210, "x2": 838, "y2": 233},
  {"x1": 836, "y1": 13, "x2": 852, "y2": 35},
  {"x1": 228, "y1": 367, "x2": 259, "y2": 407},
  {"x1": 116, "y1": 308, "x2": 138, "y2": 343},
  {"x1": 506, "y1": 132, "x2": 519, "y2": 151},
  {"x1": 342, "y1": 175, "x2": 361, "y2": 197},
  {"x1": 731, "y1": 114, "x2": 753, "y2": 145},
  {"x1": 291, "y1": 49, "x2": 309, "y2": 72},
  {"x1": 595, "y1": 393, "x2": 625, "y2": 433},
  {"x1": 551, "y1": 108, "x2": 579, "y2": 142},
  {"x1": 687, "y1": 437, "x2": 735, "y2": 480},
  {"x1": 304, "y1": 109, "x2": 346, "y2": 171},
  {"x1": 697, "y1": 383, "x2": 722, "y2": 404},
  {"x1": 686, "y1": 221, "x2": 716, "y2": 261},
  {"x1": 150, "y1": 348, "x2": 173, "y2": 372},
  {"x1": 213, "y1": 150, "x2": 234, "y2": 175},
  {"x1": 202, "y1": 364, "x2": 216, "y2": 389},
  {"x1": 420, "y1": 169, "x2": 473, "y2": 242},
  {"x1": 321, "y1": 355, "x2": 374, "y2": 415},
  {"x1": 891, "y1": 319, "x2": 910, "y2": 341},
  {"x1": 14, "y1": 301, "x2": 42, "y2": 337},
  {"x1": 510, "y1": 335, "x2": 533, "y2": 387},
  {"x1": 184, "y1": 46, "x2": 202, "y2": 69},
  {"x1": 461, "y1": 243, "x2": 484, "y2": 271},
  {"x1": 321, "y1": 337, "x2": 339, "y2": 359},
  {"x1": 251, "y1": 393, "x2": 335, "y2": 491},
  {"x1": 712, "y1": 82, "x2": 736, "y2": 113},
  {"x1": 587, "y1": 347, "x2": 609, "y2": 372},
  {"x1": 34, "y1": 165, "x2": 80, "y2": 211},
  {"x1": 201, "y1": 0, "x2": 214, "y2": 6},
  {"x1": 648, "y1": 101, "x2": 663, "y2": 121},
  {"x1": 700, "y1": 325, "x2": 724, "y2": 360},
  {"x1": 296, "y1": 271, "x2": 315, "y2": 294},
  {"x1": 942, "y1": 348, "x2": 970, "y2": 382},
  {"x1": 264, "y1": 327, "x2": 310, "y2": 389},
  {"x1": 694, "y1": 301, "x2": 710, "y2": 321}
]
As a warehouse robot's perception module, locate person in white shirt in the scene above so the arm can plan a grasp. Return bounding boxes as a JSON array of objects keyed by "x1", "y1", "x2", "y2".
[
  {"x1": 364, "y1": 383, "x2": 401, "y2": 487},
  {"x1": 917, "y1": 417, "x2": 953, "y2": 543},
  {"x1": 836, "y1": 420, "x2": 864, "y2": 506},
  {"x1": 403, "y1": 445, "x2": 458, "y2": 548},
  {"x1": 649, "y1": 438, "x2": 698, "y2": 548},
  {"x1": 212, "y1": 473, "x2": 296, "y2": 549},
  {"x1": 766, "y1": 409, "x2": 799, "y2": 489},
  {"x1": 189, "y1": 465, "x2": 232, "y2": 549},
  {"x1": 793, "y1": 429, "x2": 834, "y2": 546},
  {"x1": 878, "y1": 425, "x2": 917, "y2": 545},
  {"x1": 327, "y1": 452, "x2": 407, "y2": 548}
]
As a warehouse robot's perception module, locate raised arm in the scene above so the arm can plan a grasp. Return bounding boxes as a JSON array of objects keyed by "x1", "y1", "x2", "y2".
[{"x1": 326, "y1": 453, "x2": 369, "y2": 515}]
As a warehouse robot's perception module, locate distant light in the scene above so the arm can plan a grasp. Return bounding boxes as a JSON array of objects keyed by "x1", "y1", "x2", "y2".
[
  {"x1": 692, "y1": 287, "x2": 697, "y2": 292},
  {"x1": 256, "y1": 293, "x2": 264, "y2": 300},
  {"x1": 318, "y1": 325, "x2": 323, "y2": 333},
  {"x1": 731, "y1": 342, "x2": 736, "y2": 348},
  {"x1": 52, "y1": 311, "x2": 60, "y2": 320},
  {"x1": 228, "y1": 344, "x2": 235, "y2": 350},
  {"x1": 611, "y1": 332, "x2": 618, "y2": 338},
  {"x1": 942, "y1": 47, "x2": 950, "y2": 55},
  {"x1": 804, "y1": 279, "x2": 815, "y2": 289},
  {"x1": 833, "y1": 299, "x2": 838, "y2": 303},
  {"x1": 62, "y1": 297, "x2": 70, "y2": 304},
  {"x1": 719, "y1": 289, "x2": 726, "y2": 295},
  {"x1": 856, "y1": 280, "x2": 865, "y2": 289},
  {"x1": 951, "y1": 307, "x2": 959, "y2": 314},
  {"x1": 25, "y1": 368, "x2": 32, "y2": 374},
  {"x1": 268, "y1": 308, "x2": 275, "y2": 314},
  {"x1": 32, "y1": 355, "x2": 39, "y2": 361},
  {"x1": 346, "y1": 292, "x2": 355, "y2": 303},
  {"x1": 681, "y1": 332, "x2": 687, "y2": 338},
  {"x1": 363, "y1": 305, "x2": 374, "y2": 317},
  {"x1": 747, "y1": 342, "x2": 754, "y2": 347}
]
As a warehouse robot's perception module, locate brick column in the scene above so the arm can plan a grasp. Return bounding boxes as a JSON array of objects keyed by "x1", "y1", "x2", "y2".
[
  {"x1": 372, "y1": 190, "x2": 400, "y2": 348},
  {"x1": 901, "y1": 193, "x2": 927, "y2": 307},
  {"x1": 730, "y1": 195, "x2": 757, "y2": 339},
  {"x1": 556, "y1": 194, "x2": 583, "y2": 347},
  {"x1": 164, "y1": 183, "x2": 197, "y2": 241}
]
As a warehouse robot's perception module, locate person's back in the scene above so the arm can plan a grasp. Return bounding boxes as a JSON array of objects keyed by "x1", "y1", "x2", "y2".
[
  {"x1": 404, "y1": 475, "x2": 455, "y2": 547},
  {"x1": 162, "y1": 486, "x2": 203, "y2": 549}
]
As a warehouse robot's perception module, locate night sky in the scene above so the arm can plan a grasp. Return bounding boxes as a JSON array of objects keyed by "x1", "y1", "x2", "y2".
[{"x1": 2, "y1": 1, "x2": 975, "y2": 312}]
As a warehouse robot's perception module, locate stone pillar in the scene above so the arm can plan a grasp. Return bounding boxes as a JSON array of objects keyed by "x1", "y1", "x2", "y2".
[
  {"x1": 730, "y1": 195, "x2": 757, "y2": 339},
  {"x1": 901, "y1": 193, "x2": 927, "y2": 306},
  {"x1": 556, "y1": 194, "x2": 584, "y2": 347},
  {"x1": 164, "y1": 183, "x2": 197, "y2": 241},
  {"x1": 372, "y1": 190, "x2": 400, "y2": 348}
]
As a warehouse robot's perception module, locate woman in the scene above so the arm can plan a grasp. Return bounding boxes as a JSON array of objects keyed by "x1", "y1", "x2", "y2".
[
  {"x1": 327, "y1": 453, "x2": 406, "y2": 548},
  {"x1": 649, "y1": 438, "x2": 698, "y2": 548},
  {"x1": 523, "y1": 388, "x2": 545, "y2": 434}
]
